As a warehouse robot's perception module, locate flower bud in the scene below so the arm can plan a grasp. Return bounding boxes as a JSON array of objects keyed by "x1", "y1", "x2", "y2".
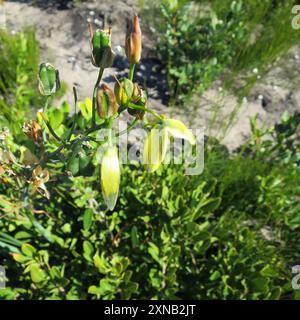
[
  {"x1": 114, "y1": 78, "x2": 134, "y2": 106},
  {"x1": 143, "y1": 127, "x2": 168, "y2": 173},
  {"x1": 96, "y1": 83, "x2": 118, "y2": 119},
  {"x1": 38, "y1": 63, "x2": 60, "y2": 96},
  {"x1": 125, "y1": 14, "x2": 142, "y2": 64},
  {"x1": 101, "y1": 146, "x2": 120, "y2": 211},
  {"x1": 92, "y1": 29, "x2": 115, "y2": 68},
  {"x1": 164, "y1": 119, "x2": 196, "y2": 145}
]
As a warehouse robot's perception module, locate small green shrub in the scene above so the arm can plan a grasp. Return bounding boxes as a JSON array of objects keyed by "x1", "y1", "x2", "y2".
[
  {"x1": 141, "y1": 0, "x2": 299, "y2": 103},
  {"x1": 0, "y1": 106, "x2": 299, "y2": 299},
  {"x1": 0, "y1": 28, "x2": 41, "y2": 133},
  {"x1": 0, "y1": 8, "x2": 300, "y2": 301}
]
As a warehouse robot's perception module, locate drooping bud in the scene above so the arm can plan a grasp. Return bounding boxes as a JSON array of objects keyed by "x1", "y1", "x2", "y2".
[
  {"x1": 96, "y1": 83, "x2": 118, "y2": 119},
  {"x1": 164, "y1": 119, "x2": 196, "y2": 145},
  {"x1": 114, "y1": 78, "x2": 134, "y2": 106},
  {"x1": 38, "y1": 63, "x2": 60, "y2": 96},
  {"x1": 91, "y1": 29, "x2": 115, "y2": 68},
  {"x1": 125, "y1": 14, "x2": 142, "y2": 64},
  {"x1": 101, "y1": 146, "x2": 120, "y2": 211},
  {"x1": 143, "y1": 127, "x2": 169, "y2": 173},
  {"x1": 23, "y1": 120, "x2": 42, "y2": 144}
]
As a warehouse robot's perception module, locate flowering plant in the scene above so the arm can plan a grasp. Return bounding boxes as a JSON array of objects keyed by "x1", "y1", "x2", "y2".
[{"x1": 18, "y1": 15, "x2": 195, "y2": 211}]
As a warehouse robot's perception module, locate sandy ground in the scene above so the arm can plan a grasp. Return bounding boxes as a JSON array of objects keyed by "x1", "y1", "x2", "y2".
[{"x1": 2, "y1": 0, "x2": 300, "y2": 150}]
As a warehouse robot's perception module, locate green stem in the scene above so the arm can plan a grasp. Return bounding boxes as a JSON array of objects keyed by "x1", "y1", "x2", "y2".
[
  {"x1": 117, "y1": 118, "x2": 138, "y2": 137},
  {"x1": 43, "y1": 96, "x2": 50, "y2": 114},
  {"x1": 66, "y1": 86, "x2": 78, "y2": 142},
  {"x1": 86, "y1": 124, "x2": 103, "y2": 136},
  {"x1": 128, "y1": 102, "x2": 162, "y2": 121},
  {"x1": 92, "y1": 67, "x2": 104, "y2": 128},
  {"x1": 107, "y1": 118, "x2": 114, "y2": 147},
  {"x1": 41, "y1": 145, "x2": 65, "y2": 165},
  {"x1": 43, "y1": 120, "x2": 62, "y2": 142},
  {"x1": 41, "y1": 96, "x2": 62, "y2": 143},
  {"x1": 42, "y1": 97, "x2": 50, "y2": 143},
  {"x1": 129, "y1": 64, "x2": 136, "y2": 81}
]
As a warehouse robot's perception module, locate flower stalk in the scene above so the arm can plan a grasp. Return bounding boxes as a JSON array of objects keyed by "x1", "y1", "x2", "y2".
[
  {"x1": 92, "y1": 67, "x2": 104, "y2": 128},
  {"x1": 129, "y1": 64, "x2": 136, "y2": 81}
]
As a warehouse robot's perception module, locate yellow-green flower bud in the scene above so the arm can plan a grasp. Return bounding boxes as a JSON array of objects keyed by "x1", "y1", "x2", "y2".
[
  {"x1": 143, "y1": 127, "x2": 168, "y2": 172},
  {"x1": 96, "y1": 83, "x2": 118, "y2": 119},
  {"x1": 91, "y1": 29, "x2": 115, "y2": 68},
  {"x1": 114, "y1": 78, "x2": 134, "y2": 106},
  {"x1": 101, "y1": 146, "x2": 120, "y2": 211},
  {"x1": 164, "y1": 119, "x2": 196, "y2": 145},
  {"x1": 38, "y1": 63, "x2": 60, "y2": 96},
  {"x1": 143, "y1": 119, "x2": 195, "y2": 173}
]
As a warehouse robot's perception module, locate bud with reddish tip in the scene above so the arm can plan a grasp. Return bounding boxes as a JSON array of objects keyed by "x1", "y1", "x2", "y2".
[
  {"x1": 125, "y1": 14, "x2": 142, "y2": 64},
  {"x1": 97, "y1": 83, "x2": 118, "y2": 119}
]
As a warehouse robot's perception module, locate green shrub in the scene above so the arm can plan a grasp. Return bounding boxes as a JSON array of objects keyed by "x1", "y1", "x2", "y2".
[
  {"x1": 0, "y1": 28, "x2": 42, "y2": 133},
  {"x1": 141, "y1": 0, "x2": 299, "y2": 103},
  {"x1": 0, "y1": 105, "x2": 298, "y2": 299},
  {"x1": 1, "y1": 10, "x2": 300, "y2": 300}
]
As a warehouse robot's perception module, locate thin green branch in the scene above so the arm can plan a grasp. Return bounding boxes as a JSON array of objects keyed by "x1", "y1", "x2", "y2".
[
  {"x1": 43, "y1": 120, "x2": 62, "y2": 142},
  {"x1": 92, "y1": 67, "x2": 104, "y2": 128},
  {"x1": 66, "y1": 86, "x2": 78, "y2": 142},
  {"x1": 41, "y1": 96, "x2": 62, "y2": 143},
  {"x1": 42, "y1": 97, "x2": 50, "y2": 143},
  {"x1": 117, "y1": 118, "x2": 138, "y2": 137},
  {"x1": 127, "y1": 102, "x2": 162, "y2": 121},
  {"x1": 43, "y1": 96, "x2": 50, "y2": 114},
  {"x1": 129, "y1": 63, "x2": 136, "y2": 81}
]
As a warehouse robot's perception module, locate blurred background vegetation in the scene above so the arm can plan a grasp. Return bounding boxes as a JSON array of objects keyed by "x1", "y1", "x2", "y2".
[
  {"x1": 141, "y1": 0, "x2": 299, "y2": 102},
  {"x1": 1, "y1": 0, "x2": 300, "y2": 299}
]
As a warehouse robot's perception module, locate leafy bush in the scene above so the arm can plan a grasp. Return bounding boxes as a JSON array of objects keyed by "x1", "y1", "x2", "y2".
[
  {"x1": 0, "y1": 8, "x2": 300, "y2": 301},
  {"x1": 141, "y1": 0, "x2": 299, "y2": 103},
  {"x1": 1, "y1": 106, "x2": 299, "y2": 299},
  {"x1": 0, "y1": 28, "x2": 41, "y2": 133}
]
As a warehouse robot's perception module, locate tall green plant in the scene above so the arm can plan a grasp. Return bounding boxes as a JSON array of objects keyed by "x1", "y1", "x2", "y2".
[{"x1": 0, "y1": 28, "x2": 41, "y2": 133}]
